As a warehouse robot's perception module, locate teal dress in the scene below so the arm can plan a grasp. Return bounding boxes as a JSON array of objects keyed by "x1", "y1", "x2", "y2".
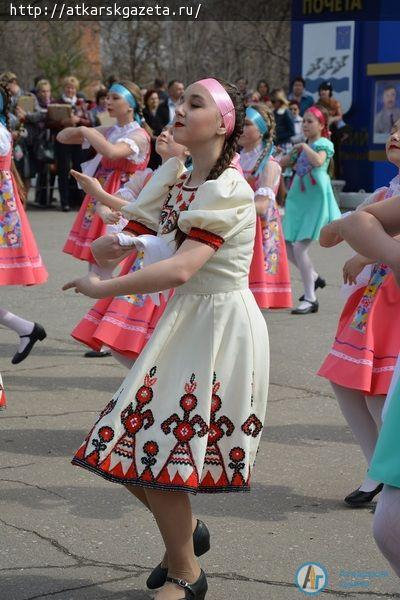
[
  {"x1": 283, "y1": 138, "x2": 340, "y2": 242},
  {"x1": 369, "y1": 357, "x2": 400, "y2": 487}
]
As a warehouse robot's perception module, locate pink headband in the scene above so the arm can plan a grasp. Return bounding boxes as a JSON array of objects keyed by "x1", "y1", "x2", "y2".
[
  {"x1": 306, "y1": 106, "x2": 330, "y2": 139},
  {"x1": 196, "y1": 78, "x2": 235, "y2": 138}
]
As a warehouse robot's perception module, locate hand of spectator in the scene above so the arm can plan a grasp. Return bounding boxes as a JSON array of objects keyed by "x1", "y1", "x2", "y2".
[{"x1": 15, "y1": 106, "x2": 26, "y2": 121}]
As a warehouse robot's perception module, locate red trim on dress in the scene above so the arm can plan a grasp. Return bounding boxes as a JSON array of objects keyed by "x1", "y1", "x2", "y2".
[
  {"x1": 123, "y1": 220, "x2": 157, "y2": 236},
  {"x1": 187, "y1": 227, "x2": 224, "y2": 251}
]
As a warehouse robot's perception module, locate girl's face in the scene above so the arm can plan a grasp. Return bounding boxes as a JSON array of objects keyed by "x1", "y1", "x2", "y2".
[
  {"x1": 302, "y1": 111, "x2": 323, "y2": 139},
  {"x1": 106, "y1": 91, "x2": 132, "y2": 119},
  {"x1": 238, "y1": 118, "x2": 262, "y2": 148},
  {"x1": 147, "y1": 92, "x2": 159, "y2": 111},
  {"x1": 64, "y1": 83, "x2": 77, "y2": 98},
  {"x1": 386, "y1": 119, "x2": 400, "y2": 166},
  {"x1": 172, "y1": 82, "x2": 226, "y2": 149},
  {"x1": 156, "y1": 126, "x2": 188, "y2": 161},
  {"x1": 290, "y1": 104, "x2": 300, "y2": 118}
]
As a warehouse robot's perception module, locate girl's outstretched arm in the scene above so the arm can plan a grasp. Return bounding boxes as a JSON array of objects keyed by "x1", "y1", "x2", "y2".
[{"x1": 63, "y1": 239, "x2": 214, "y2": 298}]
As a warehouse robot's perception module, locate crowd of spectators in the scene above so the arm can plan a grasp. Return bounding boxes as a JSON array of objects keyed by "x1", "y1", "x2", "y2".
[{"x1": 0, "y1": 71, "x2": 347, "y2": 211}]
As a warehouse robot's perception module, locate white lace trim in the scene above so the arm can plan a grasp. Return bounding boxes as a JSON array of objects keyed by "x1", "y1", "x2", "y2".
[{"x1": 389, "y1": 172, "x2": 400, "y2": 196}]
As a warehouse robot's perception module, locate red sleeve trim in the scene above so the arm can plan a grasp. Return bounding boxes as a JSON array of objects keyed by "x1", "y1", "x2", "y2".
[
  {"x1": 187, "y1": 227, "x2": 224, "y2": 251},
  {"x1": 123, "y1": 220, "x2": 157, "y2": 236}
]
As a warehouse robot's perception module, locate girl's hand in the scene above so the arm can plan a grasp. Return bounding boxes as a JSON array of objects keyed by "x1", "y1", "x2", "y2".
[
  {"x1": 70, "y1": 170, "x2": 103, "y2": 196},
  {"x1": 92, "y1": 233, "x2": 132, "y2": 262},
  {"x1": 319, "y1": 220, "x2": 343, "y2": 247},
  {"x1": 292, "y1": 143, "x2": 304, "y2": 152},
  {"x1": 62, "y1": 272, "x2": 103, "y2": 298},
  {"x1": 96, "y1": 204, "x2": 121, "y2": 225},
  {"x1": 342, "y1": 255, "x2": 369, "y2": 285}
]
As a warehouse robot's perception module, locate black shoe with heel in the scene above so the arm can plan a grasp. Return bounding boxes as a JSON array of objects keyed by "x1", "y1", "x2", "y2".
[
  {"x1": 146, "y1": 520, "x2": 210, "y2": 590},
  {"x1": 166, "y1": 570, "x2": 208, "y2": 599},
  {"x1": 11, "y1": 323, "x2": 47, "y2": 365},
  {"x1": 299, "y1": 276, "x2": 326, "y2": 301}
]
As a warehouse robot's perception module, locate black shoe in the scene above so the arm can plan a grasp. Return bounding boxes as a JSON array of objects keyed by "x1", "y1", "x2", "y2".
[
  {"x1": 299, "y1": 276, "x2": 326, "y2": 301},
  {"x1": 291, "y1": 299, "x2": 319, "y2": 315},
  {"x1": 11, "y1": 323, "x2": 47, "y2": 365},
  {"x1": 344, "y1": 483, "x2": 383, "y2": 508},
  {"x1": 84, "y1": 350, "x2": 112, "y2": 358},
  {"x1": 146, "y1": 520, "x2": 210, "y2": 590},
  {"x1": 166, "y1": 570, "x2": 208, "y2": 599}
]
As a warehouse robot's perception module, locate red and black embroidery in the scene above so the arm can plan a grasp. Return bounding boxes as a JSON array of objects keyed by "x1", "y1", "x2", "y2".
[
  {"x1": 123, "y1": 220, "x2": 157, "y2": 236},
  {"x1": 241, "y1": 413, "x2": 263, "y2": 437},
  {"x1": 201, "y1": 374, "x2": 234, "y2": 488},
  {"x1": 160, "y1": 182, "x2": 197, "y2": 234},
  {"x1": 140, "y1": 440, "x2": 160, "y2": 481},
  {"x1": 187, "y1": 227, "x2": 224, "y2": 251},
  {"x1": 95, "y1": 367, "x2": 157, "y2": 479},
  {"x1": 229, "y1": 447, "x2": 247, "y2": 487},
  {"x1": 84, "y1": 425, "x2": 115, "y2": 467},
  {"x1": 157, "y1": 374, "x2": 208, "y2": 487}
]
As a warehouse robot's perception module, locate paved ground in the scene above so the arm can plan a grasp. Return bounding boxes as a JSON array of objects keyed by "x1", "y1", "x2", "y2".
[{"x1": 1, "y1": 205, "x2": 399, "y2": 600}]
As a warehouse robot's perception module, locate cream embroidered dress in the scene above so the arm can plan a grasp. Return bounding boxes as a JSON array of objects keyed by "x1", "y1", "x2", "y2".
[{"x1": 72, "y1": 158, "x2": 269, "y2": 493}]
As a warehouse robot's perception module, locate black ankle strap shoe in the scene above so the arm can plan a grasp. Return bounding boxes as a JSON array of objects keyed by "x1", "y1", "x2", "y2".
[
  {"x1": 11, "y1": 323, "x2": 47, "y2": 365},
  {"x1": 146, "y1": 520, "x2": 210, "y2": 590},
  {"x1": 166, "y1": 570, "x2": 208, "y2": 599}
]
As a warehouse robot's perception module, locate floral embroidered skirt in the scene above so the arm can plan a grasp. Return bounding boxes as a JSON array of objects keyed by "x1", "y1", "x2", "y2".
[
  {"x1": 318, "y1": 272, "x2": 400, "y2": 395},
  {"x1": 72, "y1": 288, "x2": 269, "y2": 493},
  {"x1": 71, "y1": 251, "x2": 170, "y2": 358},
  {"x1": 0, "y1": 170, "x2": 48, "y2": 285},
  {"x1": 249, "y1": 211, "x2": 292, "y2": 310}
]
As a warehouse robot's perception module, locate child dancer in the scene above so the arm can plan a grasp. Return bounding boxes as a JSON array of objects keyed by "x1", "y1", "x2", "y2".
[
  {"x1": 239, "y1": 104, "x2": 292, "y2": 309},
  {"x1": 0, "y1": 84, "x2": 47, "y2": 365},
  {"x1": 282, "y1": 106, "x2": 340, "y2": 314},
  {"x1": 319, "y1": 182, "x2": 400, "y2": 576},
  {"x1": 61, "y1": 81, "x2": 151, "y2": 267},
  {"x1": 70, "y1": 126, "x2": 189, "y2": 368},
  {"x1": 318, "y1": 120, "x2": 400, "y2": 507},
  {"x1": 63, "y1": 78, "x2": 269, "y2": 600}
]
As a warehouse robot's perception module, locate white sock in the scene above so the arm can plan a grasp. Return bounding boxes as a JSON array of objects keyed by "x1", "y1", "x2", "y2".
[
  {"x1": 0, "y1": 308, "x2": 34, "y2": 353},
  {"x1": 373, "y1": 485, "x2": 400, "y2": 577},
  {"x1": 293, "y1": 240, "x2": 316, "y2": 302},
  {"x1": 331, "y1": 383, "x2": 383, "y2": 491},
  {"x1": 110, "y1": 349, "x2": 135, "y2": 369},
  {"x1": 286, "y1": 243, "x2": 319, "y2": 285}
]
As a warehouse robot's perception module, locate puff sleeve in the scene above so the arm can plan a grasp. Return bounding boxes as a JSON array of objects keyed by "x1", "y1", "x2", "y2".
[
  {"x1": 120, "y1": 157, "x2": 186, "y2": 236},
  {"x1": 177, "y1": 168, "x2": 255, "y2": 251},
  {"x1": 313, "y1": 137, "x2": 334, "y2": 159}
]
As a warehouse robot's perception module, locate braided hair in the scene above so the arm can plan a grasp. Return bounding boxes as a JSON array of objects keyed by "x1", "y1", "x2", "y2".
[
  {"x1": 175, "y1": 78, "x2": 245, "y2": 247},
  {"x1": 246, "y1": 102, "x2": 276, "y2": 176}
]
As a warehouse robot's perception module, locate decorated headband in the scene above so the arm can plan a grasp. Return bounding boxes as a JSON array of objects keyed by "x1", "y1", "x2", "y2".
[
  {"x1": 196, "y1": 78, "x2": 235, "y2": 138},
  {"x1": 0, "y1": 92, "x2": 6, "y2": 127},
  {"x1": 306, "y1": 106, "x2": 330, "y2": 138},
  {"x1": 109, "y1": 83, "x2": 142, "y2": 125},
  {"x1": 246, "y1": 106, "x2": 268, "y2": 137}
]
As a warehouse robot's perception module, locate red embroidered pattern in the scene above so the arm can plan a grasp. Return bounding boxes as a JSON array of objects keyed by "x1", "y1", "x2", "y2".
[
  {"x1": 187, "y1": 227, "x2": 224, "y2": 251},
  {"x1": 123, "y1": 220, "x2": 157, "y2": 236}
]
